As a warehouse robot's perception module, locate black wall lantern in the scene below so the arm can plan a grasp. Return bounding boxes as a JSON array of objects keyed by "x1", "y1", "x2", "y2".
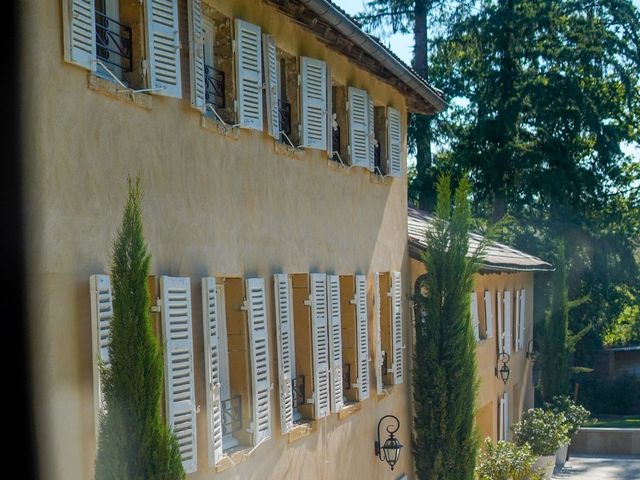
[
  {"x1": 495, "y1": 351, "x2": 511, "y2": 384},
  {"x1": 526, "y1": 338, "x2": 539, "y2": 362},
  {"x1": 374, "y1": 414, "x2": 403, "y2": 471}
]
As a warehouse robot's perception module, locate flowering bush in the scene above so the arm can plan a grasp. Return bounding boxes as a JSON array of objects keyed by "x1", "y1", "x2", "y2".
[
  {"x1": 512, "y1": 408, "x2": 570, "y2": 456},
  {"x1": 544, "y1": 395, "x2": 593, "y2": 436},
  {"x1": 475, "y1": 438, "x2": 544, "y2": 480}
]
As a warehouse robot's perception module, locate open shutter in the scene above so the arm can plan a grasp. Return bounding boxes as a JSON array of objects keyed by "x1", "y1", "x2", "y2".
[
  {"x1": 310, "y1": 273, "x2": 330, "y2": 418},
  {"x1": 503, "y1": 391, "x2": 510, "y2": 440},
  {"x1": 63, "y1": 0, "x2": 97, "y2": 70},
  {"x1": 373, "y1": 274, "x2": 383, "y2": 395},
  {"x1": 263, "y1": 35, "x2": 280, "y2": 139},
  {"x1": 145, "y1": 0, "x2": 182, "y2": 98},
  {"x1": 519, "y1": 289, "x2": 526, "y2": 350},
  {"x1": 498, "y1": 394, "x2": 505, "y2": 441},
  {"x1": 368, "y1": 98, "x2": 375, "y2": 171},
  {"x1": 202, "y1": 278, "x2": 223, "y2": 466},
  {"x1": 484, "y1": 290, "x2": 494, "y2": 339},
  {"x1": 273, "y1": 274, "x2": 295, "y2": 434},
  {"x1": 391, "y1": 272, "x2": 403, "y2": 385},
  {"x1": 387, "y1": 107, "x2": 402, "y2": 177},
  {"x1": 235, "y1": 19, "x2": 263, "y2": 130},
  {"x1": 355, "y1": 275, "x2": 369, "y2": 400},
  {"x1": 326, "y1": 66, "x2": 333, "y2": 157},
  {"x1": 188, "y1": 0, "x2": 205, "y2": 111},
  {"x1": 327, "y1": 275, "x2": 344, "y2": 412},
  {"x1": 470, "y1": 292, "x2": 480, "y2": 341},
  {"x1": 301, "y1": 57, "x2": 328, "y2": 149},
  {"x1": 514, "y1": 290, "x2": 521, "y2": 351},
  {"x1": 90, "y1": 274, "x2": 112, "y2": 430},
  {"x1": 246, "y1": 278, "x2": 272, "y2": 444},
  {"x1": 161, "y1": 276, "x2": 197, "y2": 474},
  {"x1": 504, "y1": 291, "x2": 512, "y2": 355},
  {"x1": 348, "y1": 87, "x2": 370, "y2": 168},
  {"x1": 497, "y1": 291, "x2": 504, "y2": 353}
]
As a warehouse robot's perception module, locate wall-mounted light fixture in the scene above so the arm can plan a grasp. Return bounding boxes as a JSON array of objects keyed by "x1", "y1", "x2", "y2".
[
  {"x1": 374, "y1": 414, "x2": 403, "y2": 471},
  {"x1": 495, "y1": 351, "x2": 511, "y2": 384},
  {"x1": 525, "y1": 339, "x2": 538, "y2": 362}
]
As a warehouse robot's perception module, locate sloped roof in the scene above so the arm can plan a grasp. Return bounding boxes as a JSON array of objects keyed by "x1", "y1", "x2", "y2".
[{"x1": 408, "y1": 207, "x2": 554, "y2": 273}]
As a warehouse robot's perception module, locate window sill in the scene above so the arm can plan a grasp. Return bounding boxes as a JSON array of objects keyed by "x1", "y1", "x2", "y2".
[
  {"x1": 201, "y1": 115, "x2": 241, "y2": 139},
  {"x1": 87, "y1": 74, "x2": 152, "y2": 110},
  {"x1": 274, "y1": 140, "x2": 305, "y2": 158},
  {"x1": 327, "y1": 158, "x2": 354, "y2": 173},
  {"x1": 288, "y1": 421, "x2": 315, "y2": 443},
  {"x1": 377, "y1": 384, "x2": 397, "y2": 399},
  {"x1": 369, "y1": 172, "x2": 393, "y2": 185},
  {"x1": 215, "y1": 445, "x2": 253, "y2": 473},
  {"x1": 338, "y1": 402, "x2": 362, "y2": 420}
]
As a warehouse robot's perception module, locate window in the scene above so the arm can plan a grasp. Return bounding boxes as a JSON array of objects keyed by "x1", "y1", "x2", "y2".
[
  {"x1": 276, "y1": 49, "x2": 300, "y2": 146},
  {"x1": 484, "y1": 290, "x2": 494, "y2": 339},
  {"x1": 372, "y1": 106, "x2": 387, "y2": 174},
  {"x1": 374, "y1": 272, "x2": 403, "y2": 392},
  {"x1": 331, "y1": 85, "x2": 348, "y2": 163}
]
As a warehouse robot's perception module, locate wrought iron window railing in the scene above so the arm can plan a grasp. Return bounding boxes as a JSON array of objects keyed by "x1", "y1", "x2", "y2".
[
  {"x1": 220, "y1": 395, "x2": 242, "y2": 436},
  {"x1": 204, "y1": 64, "x2": 225, "y2": 110},
  {"x1": 332, "y1": 125, "x2": 341, "y2": 160},
  {"x1": 342, "y1": 363, "x2": 351, "y2": 392},
  {"x1": 278, "y1": 100, "x2": 291, "y2": 136},
  {"x1": 374, "y1": 140, "x2": 382, "y2": 171},
  {"x1": 95, "y1": 10, "x2": 132, "y2": 72},
  {"x1": 381, "y1": 350, "x2": 388, "y2": 380},
  {"x1": 291, "y1": 375, "x2": 305, "y2": 410}
]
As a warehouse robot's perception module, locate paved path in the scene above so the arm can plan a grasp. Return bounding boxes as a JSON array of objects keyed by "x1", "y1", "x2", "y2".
[{"x1": 552, "y1": 454, "x2": 640, "y2": 479}]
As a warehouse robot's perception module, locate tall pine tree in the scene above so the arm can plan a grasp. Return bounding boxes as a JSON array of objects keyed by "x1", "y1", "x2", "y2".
[{"x1": 95, "y1": 177, "x2": 184, "y2": 480}]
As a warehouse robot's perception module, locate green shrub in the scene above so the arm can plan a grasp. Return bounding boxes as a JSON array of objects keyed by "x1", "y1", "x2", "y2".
[
  {"x1": 475, "y1": 438, "x2": 544, "y2": 480},
  {"x1": 512, "y1": 408, "x2": 570, "y2": 456},
  {"x1": 544, "y1": 395, "x2": 593, "y2": 436},
  {"x1": 575, "y1": 373, "x2": 640, "y2": 415}
]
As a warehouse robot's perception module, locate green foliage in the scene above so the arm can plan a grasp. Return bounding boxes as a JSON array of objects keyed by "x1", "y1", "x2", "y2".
[
  {"x1": 575, "y1": 372, "x2": 640, "y2": 415},
  {"x1": 603, "y1": 287, "x2": 640, "y2": 347},
  {"x1": 95, "y1": 177, "x2": 185, "y2": 480},
  {"x1": 475, "y1": 439, "x2": 544, "y2": 480},
  {"x1": 544, "y1": 396, "x2": 593, "y2": 436},
  {"x1": 512, "y1": 408, "x2": 570, "y2": 456},
  {"x1": 412, "y1": 174, "x2": 483, "y2": 480}
]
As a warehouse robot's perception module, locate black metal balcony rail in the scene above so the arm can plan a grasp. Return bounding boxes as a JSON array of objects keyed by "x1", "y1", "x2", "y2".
[
  {"x1": 95, "y1": 10, "x2": 132, "y2": 72},
  {"x1": 291, "y1": 375, "x2": 305, "y2": 410},
  {"x1": 342, "y1": 363, "x2": 351, "y2": 392},
  {"x1": 381, "y1": 350, "x2": 388, "y2": 379},
  {"x1": 204, "y1": 64, "x2": 225, "y2": 110},
  {"x1": 332, "y1": 124, "x2": 341, "y2": 160},
  {"x1": 374, "y1": 140, "x2": 382, "y2": 170},
  {"x1": 221, "y1": 395, "x2": 242, "y2": 436},
  {"x1": 278, "y1": 100, "x2": 291, "y2": 136}
]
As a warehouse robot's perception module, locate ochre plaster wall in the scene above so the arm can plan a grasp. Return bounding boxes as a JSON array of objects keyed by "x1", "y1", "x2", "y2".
[
  {"x1": 22, "y1": 1, "x2": 416, "y2": 479},
  {"x1": 409, "y1": 258, "x2": 536, "y2": 444}
]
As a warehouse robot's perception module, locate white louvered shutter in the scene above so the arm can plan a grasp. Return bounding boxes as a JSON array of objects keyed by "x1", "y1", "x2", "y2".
[
  {"x1": 470, "y1": 292, "x2": 480, "y2": 341},
  {"x1": 188, "y1": 0, "x2": 205, "y2": 111},
  {"x1": 499, "y1": 393, "x2": 506, "y2": 441},
  {"x1": 161, "y1": 276, "x2": 197, "y2": 474},
  {"x1": 327, "y1": 275, "x2": 344, "y2": 412},
  {"x1": 368, "y1": 98, "x2": 375, "y2": 171},
  {"x1": 497, "y1": 291, "x2": 504, "y2": 352},
  {"x1": 301, "y1": 57, "x2": 328, "y2": 149},
  {"x1": 90, "y1": 275, "x2": 112, "y2": 424},
  {"x1": 504, "y1": 291, "x2": 512, "y2": 355},
  {"x1": 484, "y1": 291, "x2": 494, "y2": 339},
  {"x1": 355, "y1": 275, "x2": 370, "y2": 400},
  {"x1": 64, "y1": 0, "x2": 97, "y2": 70},
  {"x1": 310, "y1": 273, "x2": 330, "y2": 418},
  {"x1": 235, "y1": 19, "x2": 263, "y2": 130},
  {"x1": 503, "y1": 391, "x2": 510, "y2": 440},
  {"x1": 373, "y1": 274, "x2": 383, "y2": 395},
  {"x1": 514, "y1": 290, "x2": 521, "y2": 351},
  {"x1": 246, "y1": 278, "x2": 272, "y2": 444},
  {"x1": 263, "y1": 35, "x2": 280, "y2": 139},
  {"x1": 273, "y1": 274, "x2": 295, "y2": 434},
  {"x1": 391, "y1": 272, "x2": 403, "y2": 385},
  {"x1": 326, "y1": 66, "x2": 333, "y2": 157},
  {"x1": 387, "y1": 107, "x2": 402, "y2": 177},
  {"x1": 145, "y1": 0, "x2": 182, "y2": 98},
  {"x1": 519, "y1": 289, "x2": 526, "y2": 350},
  {"x1": 201, "y1": 278, "x2": 223, "y2": 466},
  {"x1": 348, "y1": 87, "x2": 370, "y2": 168}
]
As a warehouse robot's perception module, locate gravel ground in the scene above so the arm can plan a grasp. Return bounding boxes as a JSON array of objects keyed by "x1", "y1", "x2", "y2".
[{"x1": 552, "y1": 454, "x2": 640, "y2": 480}]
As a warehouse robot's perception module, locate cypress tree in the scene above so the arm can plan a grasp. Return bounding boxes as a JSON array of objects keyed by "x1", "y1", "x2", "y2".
[
  {"x1": 95, "y1": 177, "x2": 184, "y2": 480},
  {"x1": 413, "y1": 175, "x2": 483, "y2": 479}
]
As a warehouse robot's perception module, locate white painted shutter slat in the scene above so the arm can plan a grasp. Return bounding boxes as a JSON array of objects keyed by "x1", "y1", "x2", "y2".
[
  {"x1": 348, "y1": 87, "x2": 370, "y2": 167},
  {"x1": 161, "y1": 276, "x2": 197, "y2": 474},
  {"x1": 388, "y1": 107, "x2": 402, "y2": 177},
  {"x1": 246, "y1": 278, "x2": 272, "y2": 444},
  {"x1": 503, "y1": 391, "x2": 510, "y2": 440},
  {"x1": 90, "y1": 274, "x2": 112, "y2": 424},
  {"x1": 504, "y1": 291, "x2": 512, "y2": 355},
  {"x1": 310, "y1": 273, "x2": 330, "y2": 418},
  {"x1": 235, "y1": 19, "x2": 263, "y2": 130},
  {"x1": 202, "y1": 277, "x2": 223, "y2": 466},
  {"x1": 497, "y1": 291, "x2": 504, "y2": 352},
  {"x1": 188, "y1": 0, "x2": 205, "y2": 111},
  {"x1": 514, "y1": 290, "x2": 521, "y2": 351},
  {"x1": 327, "y1": 275, "x2": 344, "y2": 412},
  {"x1": 484, "y1": 290, "x2": 494, "y2": 339},
  {"x1": 273, "y1": 274, "x2": 295, "y2": 434},
  {"x1": 355, "y1": 275, "x2": 370, "y2": 400},
  {"x1": 470, "y1": 292, "x2": 480, "y2": 341},
  {"x1": 326, "y1": 66, "x2": 333, "y2": 157},
  {"x1": 373, "y1": 274, "x2": 383, "y2": 395},
  {"x1": 64, "y1": 0, "x2": 97, "y2": 70},
  {"x1": 301, "y1": 57, "x2": 328, "y2": 149},
  {"x1": 391, "y1": 272, "x2": 403, "y2": 385},
  {"x1": 263, "y1": 35, "x2": 280, "y2": 139},
  {"x1": 146, "y1": 0, "x2": 182, "y2": 98},
  {"x1": 368, "y1": 98, "x2": 375, "y2": 172},
  {"x1": 519, "y1": 289, "x2": 526, "y2": 350}
]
